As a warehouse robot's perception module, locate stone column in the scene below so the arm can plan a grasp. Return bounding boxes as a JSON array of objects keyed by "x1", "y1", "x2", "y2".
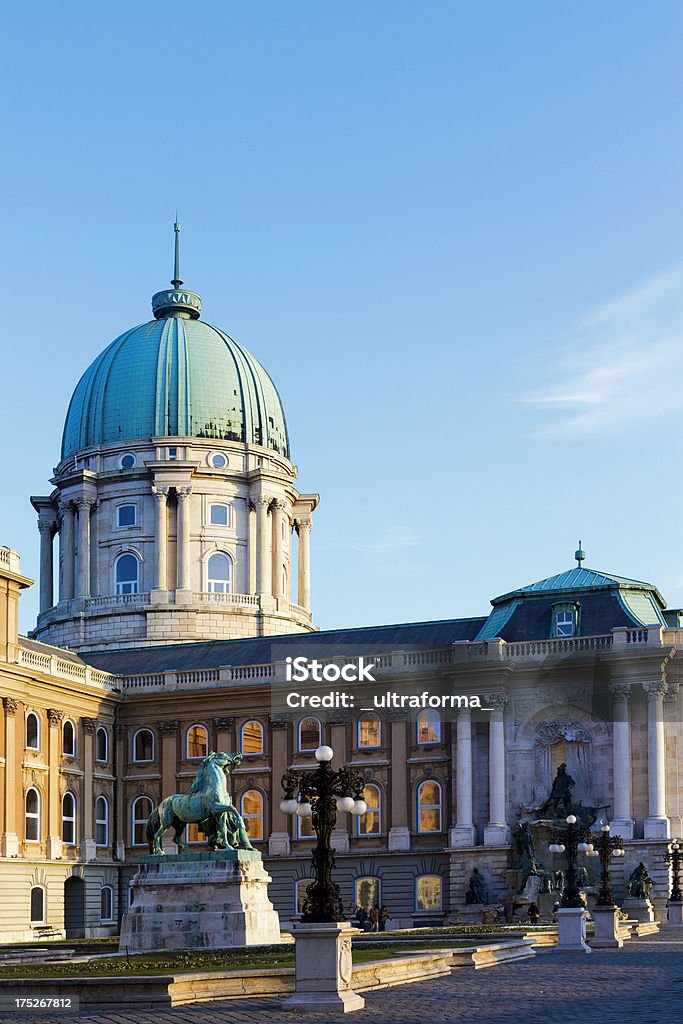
[
  {"x1": 46, "y1": 708, "x2": 64, "y2": 859},
  {"x1": 609, "y1": 683, "x2": 634, "y2": 840},
  {"x1": 643, "y1": 680, "x2": 670, "y2": 839},
  {"x1": 81, "y1": 718, "x2": 97, "y2": 860},
  {"x1": 1, "y1": 698, "x2": 18, "y2": 857},
  {"x1": 255, "y1": 497, "x2": 271, "y2": 596},
  {"x1": 159, "y1": 720, "x2": 179, "y2": 853},
  {"x1": 296, "y1": 519, "x2": 312, "y2": 610},
  {"x1": 151, "y1": 486, "x2": 169, "y2": 600},
  {"x1": 388, "y1": 716, "x2": 410, "y2": 851},
  {"x1": 483, "y1": 692, "x2": 509, "y2": 845},
  {"x1": 76, "y1": 497, "x2": 93, "y2": 598},
  {"x1": 114, "y1": 724, "x2": 126, "y2": 860},
  {"x1": 89, "y1": 500, "x2": 100, "y2": 597},
  {"x1": 247, "y1": 503, "x2": 257, "y2": 594},
  {"x1": 450, "y1": 708, "x2": 476, "y2": 847},
  {"x1": 269, "y1": 715, "x2": 291, "y2": 855},
  {"x1": 176, "y1": 487, "x2": 192, "y2": 600},
  {"x1": 272, "y1": 501, "x2": 286, "y2": 598},
  {"x1": 59, "y1": 501, "x2": 75, "y2": 602},
  {"x1": 38, "y1": 520, "x2": 55, "y2": 613}
]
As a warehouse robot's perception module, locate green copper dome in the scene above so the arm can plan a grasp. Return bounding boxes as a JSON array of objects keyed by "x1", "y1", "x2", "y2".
[{"x1": 61, "y1": 293, "x2": 290, "y2": 460}]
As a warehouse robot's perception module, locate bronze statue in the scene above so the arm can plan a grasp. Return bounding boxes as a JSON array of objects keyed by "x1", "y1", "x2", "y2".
[
  {"x1": 465, "y1": 868, "x2": 490, "y2": 905},
  {"x1": 627, "y1": 862, "x2": 654, "y2": 900},
  {"x1": 511, "y1": 822, "x2": 539, "y2": 889},
  {"x1": 146, "y1": 751, "x2": 255, "y2": 855},
  {"x1": 554, "y1": 869, "x2": 564, "y2": 892},
  {"x1": 539, "y1": 763, "x2": 575, "y2": 818}
]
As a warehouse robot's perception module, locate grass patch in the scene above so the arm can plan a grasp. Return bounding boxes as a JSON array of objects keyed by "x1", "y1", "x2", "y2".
[{"x1": 0, "y1": 938, "x2": 505, "y2": 979}]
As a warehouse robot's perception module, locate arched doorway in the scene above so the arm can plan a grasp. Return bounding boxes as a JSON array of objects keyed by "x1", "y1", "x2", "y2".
[{"x1": 64, "y1": 876, "x2": 86, "y2": 939}]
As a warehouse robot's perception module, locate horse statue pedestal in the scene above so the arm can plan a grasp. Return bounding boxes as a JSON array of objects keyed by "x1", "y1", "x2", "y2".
[{"x1": 119, "y1": 849, "x2": 281, "y2": 952}]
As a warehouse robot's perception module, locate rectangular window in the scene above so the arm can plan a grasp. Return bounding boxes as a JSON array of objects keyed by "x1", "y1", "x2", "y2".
[
  {"x1": 556, "y1": 612, "x2": 574, "y2": 637},
  {"x1": 210, "y1": 504, "x2": 229, "y2": 526},
  {"x1": 117, "y1": 504, "x2": 136, "y2": 527},
  {"x1": 167, "y1": 447, "x2": 178, "y2": 461}
]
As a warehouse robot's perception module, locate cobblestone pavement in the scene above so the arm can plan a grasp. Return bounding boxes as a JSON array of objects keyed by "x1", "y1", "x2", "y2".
[{"x1": 1, "y1": 933, "x2": 681, "y2": 1024}]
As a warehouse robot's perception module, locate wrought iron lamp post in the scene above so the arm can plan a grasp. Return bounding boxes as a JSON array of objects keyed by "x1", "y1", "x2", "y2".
[
  {"x1": 549, "y1": 814, "x2": 591, "y2": 908},
  {"x1": 280, "y1": 745, "x2": 366, "y2": 923},
  {"x1": 664, "y1": 839, "x2": 683, "y2": 902},
  {"x1": 589, "y1": 823, "x2": 625, "y2": 907}
]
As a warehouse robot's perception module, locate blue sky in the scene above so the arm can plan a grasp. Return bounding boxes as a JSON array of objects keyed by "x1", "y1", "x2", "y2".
[{"x1": 2, "y1": 2, "x2": 683, "y2": 634}]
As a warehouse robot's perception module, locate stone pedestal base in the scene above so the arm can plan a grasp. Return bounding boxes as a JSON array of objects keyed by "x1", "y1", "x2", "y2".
[
  {"x1": 644, "y1": 816, "x2": 670, "y2": 840},
  {"x1": 388, "y1": 826, "x2": 411, "y2": 852},
  {"x1": 330, "y1": 829, "x2": 349, "y2": 853},
  {"x1": 80, "y1": 838, "x2": 96, "y2": 862},
  {"x1": 483, "y1": 824, "x2": 510, "y2": 846},
  {"x1": 590, "y1": 906, "x2": 623, "y2": 948},
  {"x1": 449, "y1": 825, "x2": 476, "y2": 848},
  {"x1": 608, "y1": 818, "x2": 634, "y2": 841},
  {"x1": 0, "y1": 833, "x2": 18, "y2": 858},
  {"x1": 283, "y1": 922, "x2": 364, "y2": 1014},
  {"x1": 119, "y1": 850, "x2": 281, "y2": 952},
  {"x1": 666, "y1": 900, "x2": 683, "y2": 926},
  {"x1": 268, "y1": 832, "x2": 291, "y2": 856},
  {"x1": 554, "y1": 908, "x2": 591, "y2": 953},
  {"x1": 622, "y1": 897, "x2": 655, "y2": 924},
  {"x1": 46, "y1": 836, "x2": 62, "y2": 860}
]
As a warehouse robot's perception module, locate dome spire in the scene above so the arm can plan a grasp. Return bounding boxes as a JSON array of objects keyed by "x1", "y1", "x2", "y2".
[
  {"x1": 151, "y1": 218, "x2": 202, "y2": 320},
  {"x1": 171, "y1": 215, "x2": 183, "y2": 289}
]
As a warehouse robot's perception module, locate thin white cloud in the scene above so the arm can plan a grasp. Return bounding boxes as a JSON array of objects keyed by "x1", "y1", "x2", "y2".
[
  {"x1": 321, "y1": 525, "x2": 420, "y2": 556},
  {"x1": 521, "y1": 264, "x2": 683, "y2": 436}
]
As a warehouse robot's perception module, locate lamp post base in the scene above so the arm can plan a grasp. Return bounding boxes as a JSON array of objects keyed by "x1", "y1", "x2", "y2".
[
  {"x1": 665, "y1": 900, "x2": 683, "y2": 927},
  {"x1": 554, "y1": 908, "x2": 591, "y2": 953},
  {"x1": 590, "y1": 906, "x2": 623, "y2": 948},
  {"x1": 283, "y1": 921, "x2": 365, "y2": 1013}
]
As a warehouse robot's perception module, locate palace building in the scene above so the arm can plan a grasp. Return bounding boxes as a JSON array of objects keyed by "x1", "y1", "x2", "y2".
[{"x1": 1, "y1": 232, "x2": 681, "y2": 940}]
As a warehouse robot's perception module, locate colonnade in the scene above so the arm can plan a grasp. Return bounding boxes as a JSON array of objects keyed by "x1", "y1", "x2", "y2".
[{"x1": 37, "y1": 487, "x2": 314, "y2": 613}]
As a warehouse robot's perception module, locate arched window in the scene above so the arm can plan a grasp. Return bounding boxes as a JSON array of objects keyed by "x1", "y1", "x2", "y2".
[
  {"x1": 241, "y1": 720, "x2": 263, "y2": 755},
  {"x1": 30, "y1": 886, "x2": 45, "y2": 924},
  {"x1": 298, "y1": 717, "x2": 321, "y2": 752},
  {"x1": 26, "y1": 712, "x2": 40, "y2": 750},
  {"x1": 62, "y1": 792, "x2": 77, "y2": 846},
  {"x1": 186, "y1": 724, "x2": 208, "y2": 760},
  {"x1": 62, "y1": 720, "x2": 76, "y2": 757},
  {"x1": 357, "y1": 784, "x2": 381, "y2": 836},
  {"x1": 131, "y1": 796, "x2": 154, "y2": 846},
  {"x1": 240, "y1": 790, "x2": 264, "y2": 842},
  {"x1": 417, "y1": 780, "x2": 443, "y2": 833},
  {"x1": 207, "y1": 552, "x2": 233, "y2": 594},
  {"x1": 355, "y1": 877, "x2": 381, "y2": 912},
  {"x1": 95, "y1": 796, "x2": 109, "y2": 847},
  {"x1": 132, "y1": 729, "x2": 154, "y2": 763},
  {"x1": 358, "y1": 713, "x2": 381, "y2": 748},
  {"x1": 416, "y1": 710, "x2": 441, "y2": 745},
  {"x1": 115, "y1": 553, "x2": 139, "y2": 595},
  {"x1": 295, "y1": 878, "x2": 315, "y2": 914},
  {"x1": 25, "y1": 787, "x2": 41, "y2": 841},
  {"x1": 100, "y1": 885, "x2": 113, "y2": 922},
  {"x1": 96, "y1": 727, "x2": 109, "y2": 763},
  {"x1": 416, "y1": 875, "x2": 442, "y2": 912}
]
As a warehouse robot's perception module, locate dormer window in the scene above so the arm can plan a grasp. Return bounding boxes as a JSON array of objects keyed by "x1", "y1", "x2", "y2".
[{"x1": 552, "y1": 603, "x2": 578, "y2": 638}]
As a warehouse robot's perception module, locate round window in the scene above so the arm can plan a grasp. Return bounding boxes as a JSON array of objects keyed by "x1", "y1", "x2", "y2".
[
  {"x1": 210, "y1": 453, "x2": 228, "y2": 469},
  {"x1": 119, "y1": 453, "x2": 136, "y2": 470}
]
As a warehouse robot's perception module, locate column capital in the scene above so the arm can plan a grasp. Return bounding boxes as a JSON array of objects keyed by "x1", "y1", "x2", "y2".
[
  {"x1": 295, "y1": 518, "x2": 312, "y2": 534},
  {"x1": 159, "y1": 719, "x2": 180, "y2": 736},
  {"x1": 213, "y1": 716, "x2": 234, "y2": 730},
  {"x1": 57, "y1": 499, "x2": 74, "y2": 519},
  {"x1": 81, "y1": 717, "x2": 97, "y2": 734},
  {"x1": 38, "y1": 520, "x2": 55, "y2": 537},
  {"x1": 152, "y1": 485, "x2": 170, "y2": 502},
  {"x1": 609, "y1": 682, "x2": 631, "y2": 700},
  {"x1": 484, "y1": 691, "x2": 509, "y2": 711},
  {"x1": 642, "y1": 680, "x2": 667, "y2": 700},
  {"x1": 115, "y1": 723, "x2": 127, "y2": 740},
  {"x1": 2, "y1": 697, "x2": 18, "y2": 716},
  {"x1": 75, "y1": 496, "x2": 95, "y2": 512},
  {"x1": 272, "y1": 498, "x2": 287, "y2": 512},
  {"x1": 47, "y1": 708, "x2": 64, "y2": 727},
  {"x1": 176, "y1": 487, "x2": 192, "y2": 501},
  {"x1": 254, "y1": 495, "x2": 271, "y2": 509},
  {"x1": 664, "y1": 682, "x2": 680, "y2": 703}
]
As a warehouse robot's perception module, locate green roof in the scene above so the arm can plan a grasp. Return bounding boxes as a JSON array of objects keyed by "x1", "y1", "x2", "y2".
[{"x1": 62, "y1": 295, "x2": 289, "y2": 458}]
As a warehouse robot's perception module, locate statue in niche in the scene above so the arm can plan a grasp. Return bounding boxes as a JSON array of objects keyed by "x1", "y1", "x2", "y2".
[
  {"x1": 465, "y1": 868, "x2": 490, "y2": 905},
  {"x1": 627, "y1": 862, "x2": 654, "y2": 900},
  {"x1": 539, "y1": 763, "x2": 575, "y2": 818}
]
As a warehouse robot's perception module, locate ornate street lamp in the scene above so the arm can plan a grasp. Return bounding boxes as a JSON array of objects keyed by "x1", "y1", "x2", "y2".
[
  {"x1": 281, "y1": 745, "x2": 366, "y2": 923},
  {"x1": 549, "y1": 814, "x2": 591, "y2": 908},
  {"x1": 589, "y1": 822, "x2": 625, "y2": 907},
  {"x1": 664, "y1": 839, "x2": 683, "y2": 902}
]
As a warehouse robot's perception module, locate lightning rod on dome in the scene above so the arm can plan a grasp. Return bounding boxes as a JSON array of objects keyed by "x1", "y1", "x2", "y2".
[
  {"x1": 171, "y1": 215, "x2": 183, "y2": 290},
  {"x1": 575, "y1": 541, "x2": 586, "y2": 567}
]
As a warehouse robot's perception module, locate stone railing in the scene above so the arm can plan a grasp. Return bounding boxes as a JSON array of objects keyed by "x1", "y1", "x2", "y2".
[
  {"x1": 17, "y1": 646, "x2": 119, "y2": 691},
  {"x1": 192, "y1": 592, "x2": 260, "y2": 606},
  {"x1": 0, "y1": 546, "x2": 22, "y2": 574},
  {"x1": 86, "y1": 593, "x2": 151, "y2": 607}
]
